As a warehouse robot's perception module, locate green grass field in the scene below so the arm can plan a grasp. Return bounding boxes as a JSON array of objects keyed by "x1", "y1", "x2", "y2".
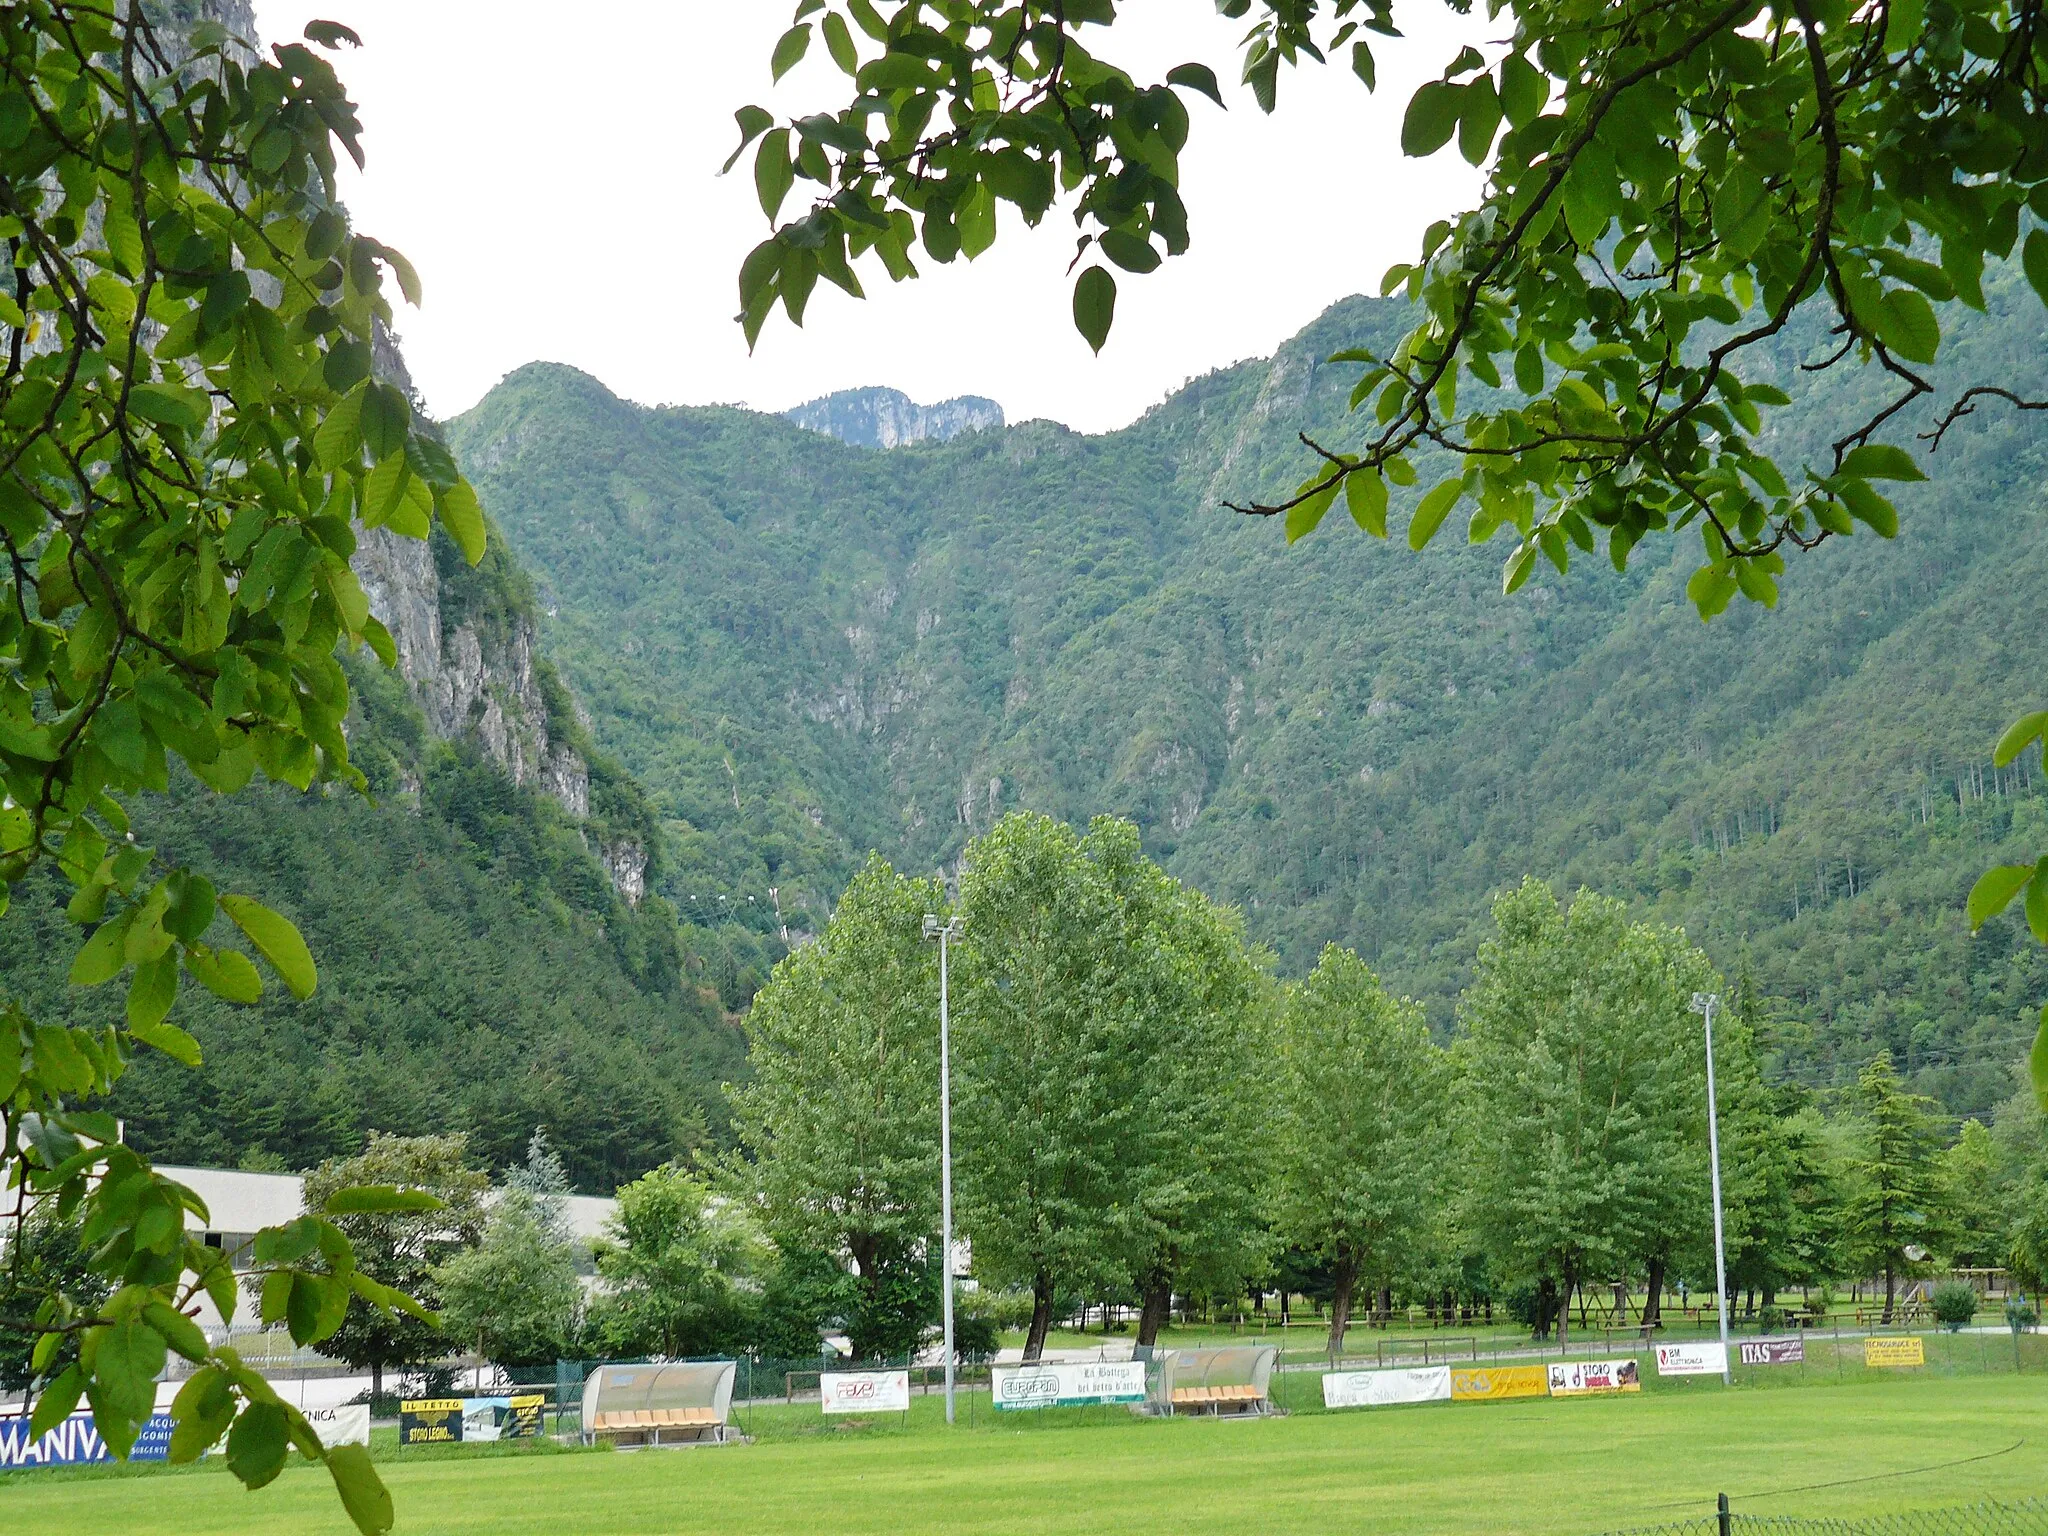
[{"x1": 7, "y1": 1374, "x2": 2046, "y2": 1536}]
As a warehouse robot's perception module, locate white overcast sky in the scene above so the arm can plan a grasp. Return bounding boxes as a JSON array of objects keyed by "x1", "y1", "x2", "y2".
[{"x1": 249, "y1": 2, "x2": 1486, "y2": 433}]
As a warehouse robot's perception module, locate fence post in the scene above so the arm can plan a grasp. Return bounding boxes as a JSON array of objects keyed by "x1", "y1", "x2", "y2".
[{"x1": 1718, "y1": 1493, "x2": 1731, "y2": 1536}]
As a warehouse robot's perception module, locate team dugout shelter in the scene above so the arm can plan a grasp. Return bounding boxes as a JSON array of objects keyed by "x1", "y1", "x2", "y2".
[
  {"x1": 1152, "y1": 1346, "x2": 1278, "y2": 1417},
  {"x1": 580, "y1": 1362, "x2": 738, "y2": 1447}
]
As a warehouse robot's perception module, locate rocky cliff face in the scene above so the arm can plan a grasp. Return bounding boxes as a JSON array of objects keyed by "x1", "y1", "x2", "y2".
[{"x1": 784, "y1": 386, "x2": 1004, "y2": 449}]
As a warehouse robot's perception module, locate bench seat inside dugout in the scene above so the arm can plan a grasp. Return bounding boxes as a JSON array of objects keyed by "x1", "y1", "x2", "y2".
[
  {"x1": 581, "y1": 1363, "x2": 738, "y2": 1447},
  {"x1": 1156, "y1": 1346, "x2": 1277, "y2": 1417}
]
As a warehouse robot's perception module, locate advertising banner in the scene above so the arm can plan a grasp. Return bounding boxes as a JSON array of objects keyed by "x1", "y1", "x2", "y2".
[
  {"x1": 1449, "y1": 1365, "x2": 1550, "y2": 1402},
  {"x1": 821, "y1": 1370, "x2": 912, "y2": 1414},
  {"x1": 1322, "y1": 1365, "x2": 1452, "y2": 1410},
  {"x1": 1740, "y1": 1338, "x2": 1805, "y2": 1366},
  {"x1": 1864, "y1": 1336, "x2": 1926, "y2": 1368},
  {"x1": 1654, "y1": 1343, "x2": 1727, "y2": 1377},
  {"x1": 304, "y1": 1403, "x2": 372, "y2": 1449},
  {"x1": 399, "y1": 1399, "x2": 463, "y2": 1446},
  {"x1": 1547, "y1": 1359, "x2": 1641, "y2": 1396},
  {"x1": 991, "y1": 1360, "x2": 1148, "y2": 1410},
  {"x1": 400, "y1": 1395, "x2": 544, "y2": 1445},
  {"x1": 0, "y1": 1412, "x2": 172, "y2": 1469}
]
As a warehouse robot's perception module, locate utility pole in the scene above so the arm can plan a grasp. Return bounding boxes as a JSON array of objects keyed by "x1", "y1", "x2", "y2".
[
  {"x1": 924, "y1": 912, "x2": 966, "y2": 1423},
  {"x1": 1691, "y1": 991, "x2": 1732, "y2": 1386}
]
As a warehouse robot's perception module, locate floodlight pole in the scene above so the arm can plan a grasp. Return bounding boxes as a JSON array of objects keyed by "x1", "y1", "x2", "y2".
[
  {"x1": 925, "y1": 912, "x2": 965, "y2": 1424},
  {"x1": 1691, "y1": 991, "x2": 1732, "y2": 1386}
]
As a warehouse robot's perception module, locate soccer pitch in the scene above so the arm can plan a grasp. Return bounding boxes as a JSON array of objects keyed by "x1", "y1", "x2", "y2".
[{"x1": 10, "y1": 1375, "x2": 2046, "y2": 1536}]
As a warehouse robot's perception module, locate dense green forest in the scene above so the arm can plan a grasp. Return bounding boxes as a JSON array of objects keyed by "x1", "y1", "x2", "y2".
[
  {"x1": 0, "y1": 530, "x2": 746, "y2": 1192},
  {"x1": 449, "y1": 267, "x2": 2048, "y2": 1124}
]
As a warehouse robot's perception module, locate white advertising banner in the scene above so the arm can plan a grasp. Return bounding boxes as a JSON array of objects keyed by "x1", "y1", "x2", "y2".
[
  {"x1": 303, "y1": 1403, "x2": 371, "y2": 1448},
  {"x1": 991, "y1": 1360, "x2": 1148, "y2": 1410},
  {"x1": 1321, "y1": 1365, "x2": 1453, "y2": 1410},
  {"x1": 820, "y1": 1370, "x2": 912, "y2": 1414},
  {"x1": 1653, "y1": 1343, "x2": 1727, "y2": 1378}
]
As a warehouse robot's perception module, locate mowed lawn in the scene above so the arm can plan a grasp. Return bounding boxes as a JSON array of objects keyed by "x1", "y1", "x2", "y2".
[{"x1": 12, "y1": 1375, "x2": 2047, "y2": 1536}]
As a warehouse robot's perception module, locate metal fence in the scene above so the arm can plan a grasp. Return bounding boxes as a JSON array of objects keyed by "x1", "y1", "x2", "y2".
[{"x1": 1604, "y1": 1496, "x2": 2048, "y2": 1536}]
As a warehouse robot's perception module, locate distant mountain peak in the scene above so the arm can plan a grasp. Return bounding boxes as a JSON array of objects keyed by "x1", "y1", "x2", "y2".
[{"x1": 784, "y1": 386, "x2": 1004, "y2": 449}]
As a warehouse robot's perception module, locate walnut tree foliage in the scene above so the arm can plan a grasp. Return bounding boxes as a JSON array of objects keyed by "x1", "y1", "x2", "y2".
[
  {"x1": 0, "y1": 7, "x2": 491, "y2": 1529},
  {"x1": 735, "y1": 0, "x2": 2048, "y2": 1100}
]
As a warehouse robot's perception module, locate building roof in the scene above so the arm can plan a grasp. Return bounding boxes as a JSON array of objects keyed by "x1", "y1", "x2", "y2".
[{"x1": 156, "y1": 1164, "x2": 617, "y2": 1244}]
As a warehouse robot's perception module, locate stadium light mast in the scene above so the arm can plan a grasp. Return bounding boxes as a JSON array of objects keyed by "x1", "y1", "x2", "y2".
[
  {"x1": 1690, "y1": 991, "x2": 1733, "y2": 1386},
  {"x1": 924, "y1": 911, "x2": 966, "y2": 1424}
]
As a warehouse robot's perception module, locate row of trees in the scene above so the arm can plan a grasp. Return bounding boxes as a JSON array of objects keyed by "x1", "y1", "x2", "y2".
[
  {"x1": 227, "y1": 819, "x2": 2034, "y2": 1384},
  {"x1": 730, "y1": 821, "x2": 2025, "y2": 1360}
]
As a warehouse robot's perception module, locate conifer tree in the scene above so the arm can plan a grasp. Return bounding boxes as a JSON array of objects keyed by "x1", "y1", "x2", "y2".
[{"x1": 1842, "y1": 1052, "x2": 1949, "y2": 1323}]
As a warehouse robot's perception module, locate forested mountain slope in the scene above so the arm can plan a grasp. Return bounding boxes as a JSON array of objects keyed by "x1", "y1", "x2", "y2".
[
  {"x1": 0, "y1": 523, "x2": 746, "y2": 1192},
  {"x1": 450, "y1": 270, "x2": 2048, "y2": 1122}
]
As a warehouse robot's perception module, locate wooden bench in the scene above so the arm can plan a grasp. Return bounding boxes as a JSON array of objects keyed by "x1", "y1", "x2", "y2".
[
  {"x1": 1170, "y1": 1385, "x2": 1265, "y2": 1414},
  {"x1": 590, "y1": 1407, "x2": 724, "y2": 1445}
]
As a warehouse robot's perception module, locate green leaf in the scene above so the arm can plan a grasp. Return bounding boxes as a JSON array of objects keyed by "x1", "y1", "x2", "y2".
[
  {"x1": 1499, "y1": 55, "x2": 1546, "y2": 128},
  {"x1": 722, "y1": 106, "x2": 775, "y2": 176},
  {"x1": 1874, "y1": 287, "x2": 1940, "y2": 363},
  {"x1": 2027, "y1": 862, "x2": 2048, "y2": 944},
  {"x1": 163, "y1": 871, "x2": 217, "y2": 943},
  {"x1": 1995, "y1": 711, "x2": 2048, "y2": 767},
  {"x1": 288, "y1": 1272, "x2": 352, "y2": 1345},
  {"x1": 2034, "y1": 1006, "x2": 2048, "y2": 1113},
  {"x1": 2025, "y1": 231, "x2": 2048, "y2": 310},
  {"x1": 126, "y1": 383, "x2": 210, "y2": 431},
  {"x1": 95, "y1": 1317, "x2": 166, "y2": 1418},
  {"x1": 755, "y1": 129, "x2": 794, "y2": 221},
  {"x1": 126, "y1": 950, "x2": 178, "y2": 1032},
  {"x1": 1408, "y1": 479, "x2": 1463, "y2": 550},
  {"x1": 30, "y1": 1365, "x2": 85, "y2": 1439},
  {"x1": 327, "y1": 1443, "x2": 395, "y2": 1536},
  {"x1": 324, "y1": 1185, "x2": 445, "y2": 1215},
  {"x1": 1285, "y1": 482, "x2": 1337, "y2": 543},
  {"x1": 1837, "y1": 443, "x2": 1927, "y2": 481},
  {"x1": 1345, "y1": 470, "x2": 1389, "y2": 537},
  {"x1": 1073, "y1": 267, "x2": 1116, "y2": 354},
  {"x1": 1837, "y1": 479, "x2": 1899, "y2": 537},
  {"x1": 70, "y1": 910, "x2": 135, "y2": 986},
  {"x1": 821, "y1": 12, "x2": 858, "y2": 74},
  {"x1": 219, "y1": 896, "x2": 317, "y2": 1000},
  {"x1": 1166, "y1": 63, "x2": 1225, "y2": 108},
  {"x1": 143, "y1": 1301, "x2": 210, "y2": 1363},
  {"x1": 227, "y1": 1400, "x2": 291, "y2": 1490},
  {"x1": 130, "y1": 1014, "x2": 202, "y2": 1067},
  {"x1": 313, "y1": 384, "x2": 365, "y2": 470},
  {"x1": 1098, "y1": 228, "x2": 1159, "y2": 274},
  {"x1": 186, "y1": 944, "x2": 262, "y2": 1004},
  {"x1": 771, "y1": 23, "x2": 811, "y2": 81},
  {"x1": 1457, "y1": 78, "x2": 1501, "y2": 167},
  {"x1": 435, "y1": 481, "x2": 487, "y2": 566},
  {"x1": 1401, "y1": 82, "x2": 1463, "y2": 158},
  {"x1": 358, "y1": 383, "x2": 411, "y2": 461},
  {"x1": 1967, "y1": 864, "x2": 2033, "y2": 929},
  {"x1": 957, "y1": 183, "x2": 996, "y2": 260}
]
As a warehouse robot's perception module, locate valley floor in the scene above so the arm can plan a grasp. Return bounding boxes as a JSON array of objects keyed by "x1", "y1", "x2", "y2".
[{"x1": 9, "y1": 1374, "x2": 2045, "y2": 1536}]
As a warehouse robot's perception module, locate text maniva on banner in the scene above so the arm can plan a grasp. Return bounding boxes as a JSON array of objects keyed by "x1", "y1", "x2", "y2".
[
  {"x1": 1653, "y1": 1343, "x2": 1726, "y2": 1377},
  {"x1": 1322, "y1": 1365, "x2": 1452, "y2": 1409},
  {"x1": 1448, "y1": 1365, "x2": 1549, "y2": 1401},
  {"x1": 821, "y1": 1370, "x2": 912, "y2": 1414},
  {"x1": 1546, "y1": 1359, "x2": 1641, "y2": 1395}
]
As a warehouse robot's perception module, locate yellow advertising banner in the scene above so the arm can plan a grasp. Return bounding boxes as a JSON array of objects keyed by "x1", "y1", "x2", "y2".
[
  {"x1": 1864, "y1": 1336, "x2": 1926, "y2": 1367},
  {"x1": 1450, "y1": 1365, "x2": 1550, "y2": 1402}
]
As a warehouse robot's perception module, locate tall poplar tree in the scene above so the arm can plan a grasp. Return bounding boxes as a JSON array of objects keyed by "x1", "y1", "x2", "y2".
[
  {"x1": 725, "y1": 854, "x2": 945, "y2": 1358},
  {"x1": 1459, "y1": 880, "x2": 1714, "y2": 1341},
  {"x1": 1271, "y1": 945, "x2": 1448, "y2": 1355}
]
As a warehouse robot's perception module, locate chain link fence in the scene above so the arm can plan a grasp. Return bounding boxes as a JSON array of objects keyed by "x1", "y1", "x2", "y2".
[{"x1": 1604, "y1": 1497, "x2": 2048, "y2": 1536}]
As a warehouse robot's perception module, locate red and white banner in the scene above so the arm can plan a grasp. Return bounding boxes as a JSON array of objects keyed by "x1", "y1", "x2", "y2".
[
  {"x1": 820, "y1": 1370, "x2": 911, "y2": 1414},
  {"x1": 1654, "y1": 1343, "x2": 1726, "y2": 1377}
]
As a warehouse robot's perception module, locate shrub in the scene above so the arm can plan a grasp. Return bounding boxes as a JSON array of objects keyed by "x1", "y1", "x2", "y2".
[
  {"x1": 952, "y1": 1315, "x2": 999, "y2": 1362},
  {"x1": 1931, "y1": 1280, "x2": 1980, "y2": 1331},
  {"x1": 1758, "y1": 1305, "x2": 1787, "y2": 1334}
]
